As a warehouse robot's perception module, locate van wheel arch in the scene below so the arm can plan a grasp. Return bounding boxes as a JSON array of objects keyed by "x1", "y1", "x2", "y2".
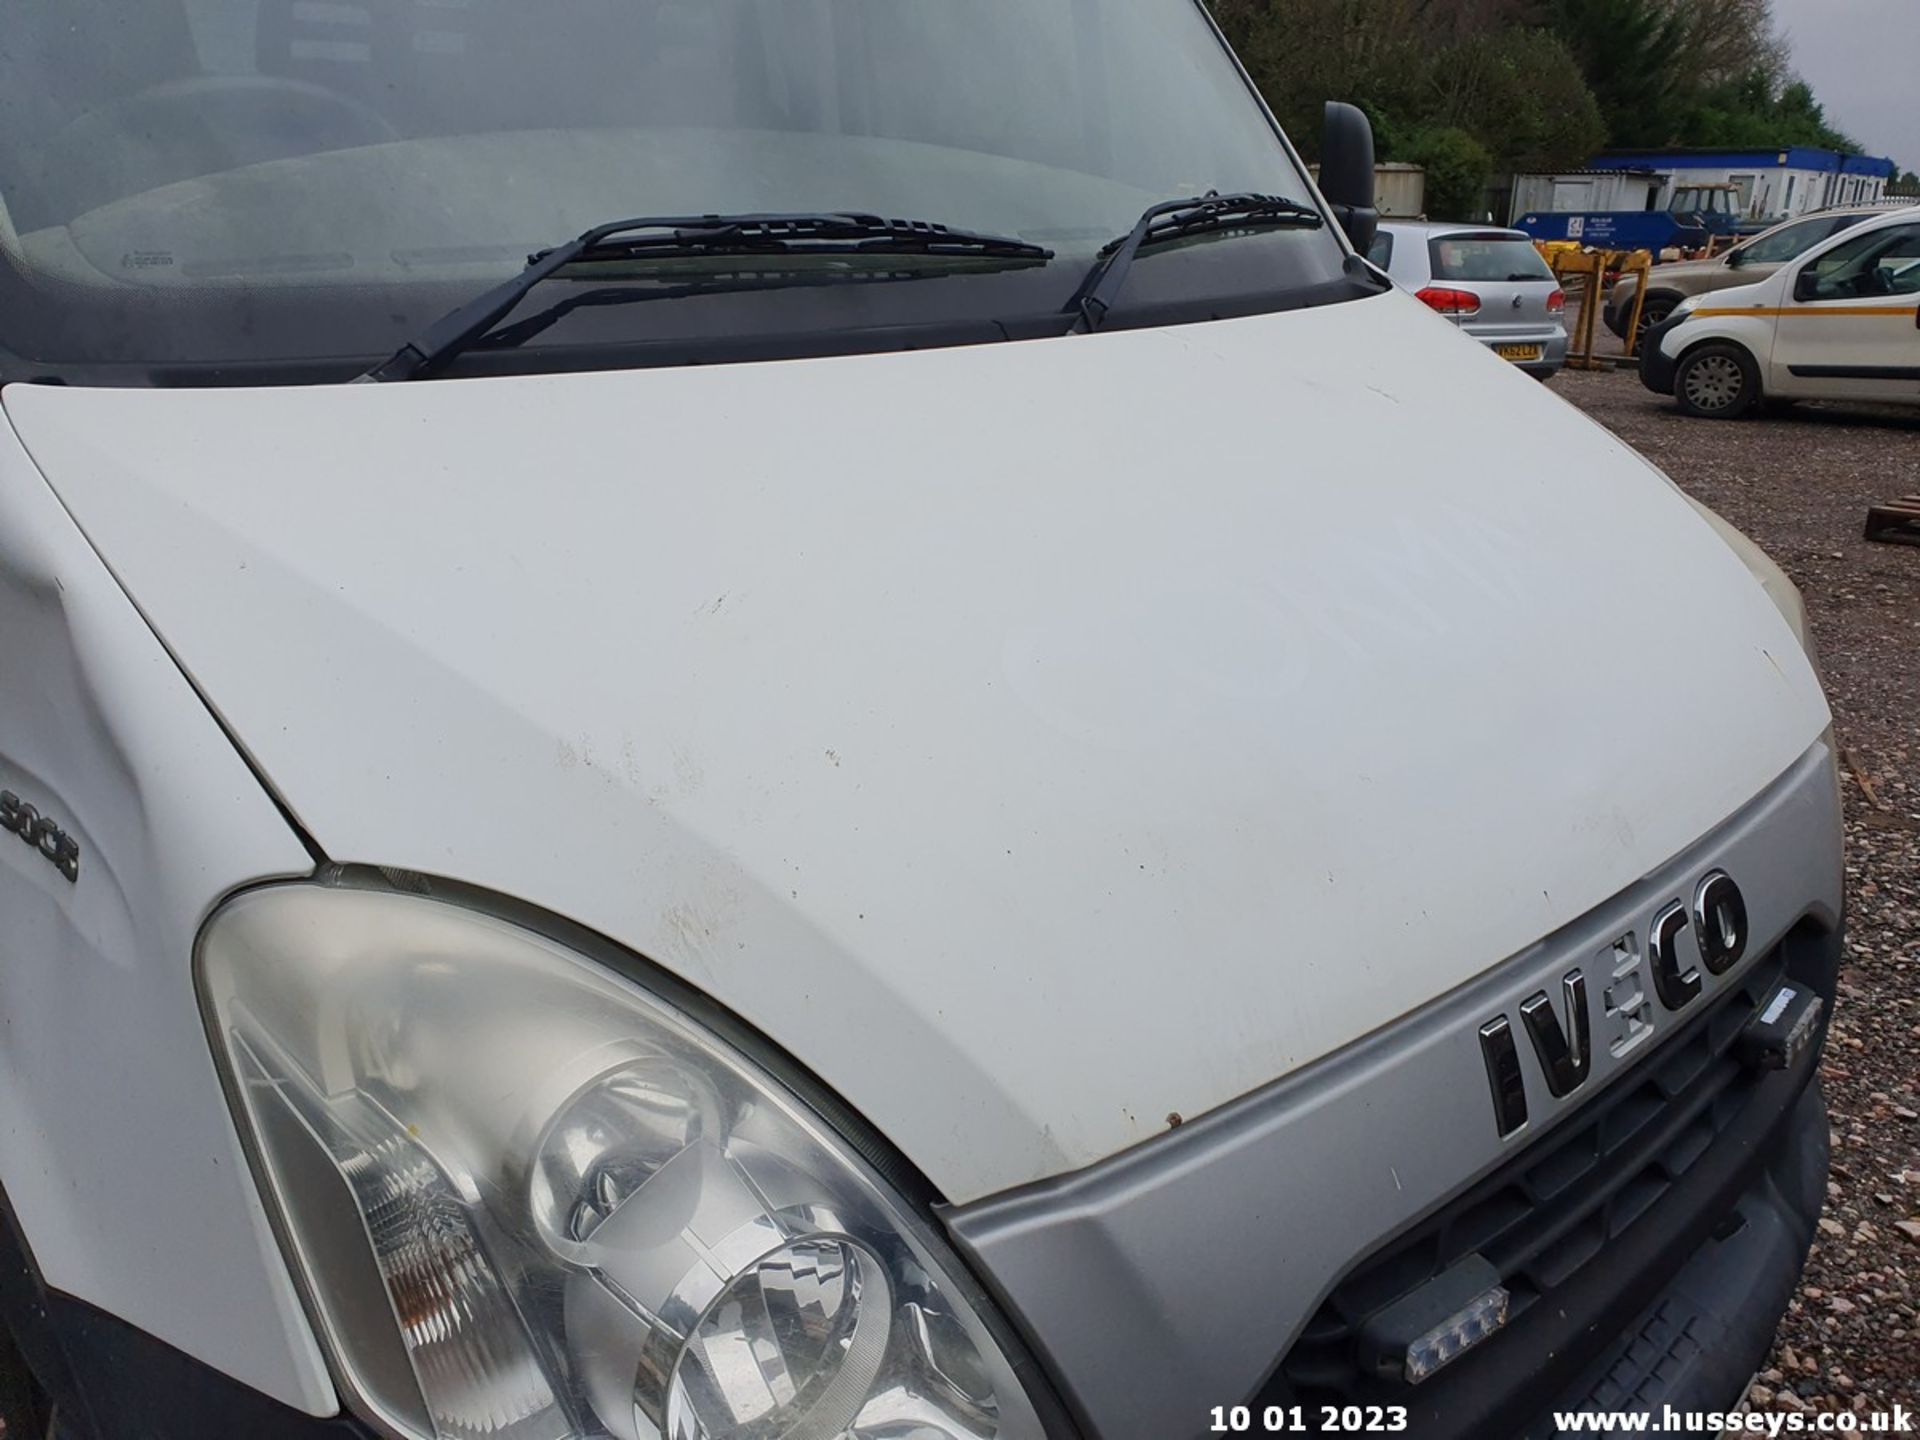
[{"x1": 1629, "y1": 289, "x2": 1687, "y2": 347}]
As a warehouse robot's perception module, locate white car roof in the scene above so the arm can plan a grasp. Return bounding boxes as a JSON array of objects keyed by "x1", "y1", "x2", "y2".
[{"x1": 1815, "y1": 205, "x2": 1919, "y2": 239}]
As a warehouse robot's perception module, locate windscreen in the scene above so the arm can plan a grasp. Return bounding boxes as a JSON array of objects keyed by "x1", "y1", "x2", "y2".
[
  {"x1": 0, "y1": 0, "x2": 1355, "y2": 383},
  {"x1": 1737, "y1": 215, "x2": 1848, "y2": 265},
  {"x1": 1428, "y1": 235, "x2": 1555, "y2": 283}
]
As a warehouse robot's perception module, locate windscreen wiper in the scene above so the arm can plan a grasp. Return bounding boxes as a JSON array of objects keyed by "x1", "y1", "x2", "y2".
[
  {"x1": 361, "y1": 212, "x2": 1053, "y2": 382},
  {"x1": 478, "y1": 264, "x2": 952, "y2": 354},
  {"x1": 1064, "y1": 192, "x2": 1325, "y2": 334}
]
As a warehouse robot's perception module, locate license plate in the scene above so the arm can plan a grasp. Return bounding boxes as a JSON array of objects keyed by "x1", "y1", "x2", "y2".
[{"x1": 1494, "y1": 344, "x2": 1544, "y2": 362}]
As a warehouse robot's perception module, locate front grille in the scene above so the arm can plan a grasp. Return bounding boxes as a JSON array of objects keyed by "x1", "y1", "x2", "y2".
[{"x1": 1276, "y1": 946, "x2": 1789, "y2": 1403}]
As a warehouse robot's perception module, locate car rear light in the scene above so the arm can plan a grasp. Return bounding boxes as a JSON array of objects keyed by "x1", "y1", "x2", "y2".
[
  {"x1": 1416, "y1": 286, "x2": 1481, "y2": 317},
  {"x1": 1546, "y1": 288, "x2": 1567, "y2": 315}
]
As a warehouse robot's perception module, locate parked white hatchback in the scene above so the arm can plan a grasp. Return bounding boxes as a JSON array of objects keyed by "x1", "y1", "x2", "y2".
[{"x1": 1642, "y1": 206, "x2": 1920, "y2": 418}]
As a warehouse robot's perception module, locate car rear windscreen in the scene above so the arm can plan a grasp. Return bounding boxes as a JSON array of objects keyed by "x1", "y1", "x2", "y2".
[{"x1": 1429, "y1": 235, "x2": 1555, "y2": 282}]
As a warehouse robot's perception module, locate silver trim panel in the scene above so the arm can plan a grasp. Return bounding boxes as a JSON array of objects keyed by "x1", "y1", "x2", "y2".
[{"x1": 945, "y1": 743, "x2": 1843, "y2": 1439}]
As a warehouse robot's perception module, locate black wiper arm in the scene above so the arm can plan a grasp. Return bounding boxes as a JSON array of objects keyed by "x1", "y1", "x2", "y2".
[
  {"x1": 480, "y1": 264, "x2": 954, "y2": 354},
  {"x1": 361, "y1": 211, "x2": 1053, "y2": 382},
  {"x1": 1063, "y1": 192, "x2": 1325, "y2": 334}
]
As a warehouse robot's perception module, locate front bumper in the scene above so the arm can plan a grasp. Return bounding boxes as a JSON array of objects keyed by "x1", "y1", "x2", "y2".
[
  {"x1": 1, "y1": 746, "x2": 1843, "y2": 1440},
  {"x1": 1283, "y1": 946, "x2": 1833, "y2": 1440},
  {"x1": 0, "y1": 1155, "x2": 362, "y2": 1439},
  {"x1": 949, "y1": 743, "x2": 1843, "y2": 1440},
  {"x1": 1463, "y1": 326, "x2": 1570, "y2": 376},
  {"x1": 1639, "y1": 316, "x2": 1687, "y2": 394},
  {"x1": 1523, "y1": 1077, "x2": 1827, "y2": 1435},
  {"x1": 4, "y1": 963, "x2": 1834, "y2": 1440},
  {"x1": 0, "y1": 1291, "x2": 367, "y2": 1440}
]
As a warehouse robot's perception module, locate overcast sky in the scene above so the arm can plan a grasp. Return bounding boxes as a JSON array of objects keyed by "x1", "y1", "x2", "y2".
[{"x1": 1773, "y1": 0, "x2": 1917, "y2": 169}]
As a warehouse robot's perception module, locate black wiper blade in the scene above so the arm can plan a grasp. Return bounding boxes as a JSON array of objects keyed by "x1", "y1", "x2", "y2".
[
  {"x1": 1064, "y1": 192, "x2": 1325, "y2": 334},
  {"x1": 362, "y1": 211, "x2": 1053, "y2": 382},
  {"x1": 551, "y1": 212, "x2": 1053, "y2": 263}
]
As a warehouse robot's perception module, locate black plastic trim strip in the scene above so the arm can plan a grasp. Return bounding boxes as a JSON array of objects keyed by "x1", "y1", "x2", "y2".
[
  {"x1": 1, "y1": 272, "x2": 1381, "y2": 390},
  {"x1": 45, "y1": 1293, "x2": 369, "y2": 1440},
  {"x1": 3, "y1": 1174, "x2": 374, "y2": 1438},
  {"x1": 0, "y1": 1119, "x2": 364, "y2": 1440},
  {"x1": 1268, "y1": 917, "x2": 1838, "y2": 1427},
  {"x1": 0, "y1": 1170, "x2": 94, "y2": 1439},
  {"x1": 1786, "y1": 364, "x2": 1920, "y2": 380},
  {"x1": 1310, "y1": 1050, "x2": 1829, "y2": 1439}
]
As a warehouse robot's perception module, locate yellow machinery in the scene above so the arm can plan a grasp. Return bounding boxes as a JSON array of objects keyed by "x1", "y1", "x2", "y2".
[{"x1": 1537, "y1": 245, "x2": 1655, "y2": 369}]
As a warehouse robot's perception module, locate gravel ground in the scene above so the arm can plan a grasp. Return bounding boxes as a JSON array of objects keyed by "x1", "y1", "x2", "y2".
[{"x1": 1558, "y1": 367, "x2": 1920, "y2": 1416}]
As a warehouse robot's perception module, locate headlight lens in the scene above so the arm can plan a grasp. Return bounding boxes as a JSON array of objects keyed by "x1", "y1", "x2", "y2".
[{"x1": 200, "y1": 882, "x2": 1051, "y2": 1440}]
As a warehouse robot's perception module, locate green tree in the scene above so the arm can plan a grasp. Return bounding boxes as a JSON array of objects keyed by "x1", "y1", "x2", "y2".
[
  {"x1": 1404, "y1": 127, "x2": 1496, "y2": 220},
  {"x1": 1682, "y1": 70, "x2": 1862, "y2": 152},
  {"x1": 1209, "y1": 0, "x2": 1434, "y2": 158},
  {"x1": 1210, "y1": 1, "x2": 1601, "y2": 174},
  {"x1": 1773, "y1": 80, "x2": 1860, "y2": 151},
  {"x1": 1427, "y1": 28, "x2": 1605, "y2": 172},
  {"x1": 1207, "y1": 0, "x2": 1870, "y2": 201},
  {"x1": 1538, "y1": 0, "x2": 1692, "y2": 145}
]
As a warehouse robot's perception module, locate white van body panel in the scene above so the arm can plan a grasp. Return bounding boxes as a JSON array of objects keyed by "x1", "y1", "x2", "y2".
[
  {"x1": 1660, "y1": 206, "x2": 1920, "y2": 407},
  {"x1": 4, "y1": 293, "x2": 1830, "y2": 1210},
  {"x1": 0, "y1": 418, "x2": 335, "y2": 1413},
  {"x1": 1668, "y1": 277, "x2": 1783, "y2": 367}
]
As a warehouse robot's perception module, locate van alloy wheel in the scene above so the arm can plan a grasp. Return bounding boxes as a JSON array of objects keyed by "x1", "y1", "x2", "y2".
[
  {"x1": 1682, "y1": 354, "x2": 1744, "y2": 410},
  {"x1": 1675, "y1": 344, "x2": 1759, "y2": 419}
]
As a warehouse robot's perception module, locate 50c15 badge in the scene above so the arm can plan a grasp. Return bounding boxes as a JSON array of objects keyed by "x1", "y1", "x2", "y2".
[{"x1": 1, "y1": 790, "x2": 81, "y2": 883}]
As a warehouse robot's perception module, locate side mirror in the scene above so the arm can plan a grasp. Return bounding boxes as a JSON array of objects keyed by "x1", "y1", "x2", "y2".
[
  {"x1": 1320, "y1": 101, "x2": 1378, "y2": 254},
  {"x1": 1793, "y1": 269, "x2": 1821, "y2": 302},
  {"x1": 1724, "y1": 248, "x2": 1746, "y2": 269}
]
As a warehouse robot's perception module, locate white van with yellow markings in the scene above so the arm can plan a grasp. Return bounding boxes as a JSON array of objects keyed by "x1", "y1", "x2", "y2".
[{"x1": 1642, "y1": 206, "x2": 1920, "y2": 417}]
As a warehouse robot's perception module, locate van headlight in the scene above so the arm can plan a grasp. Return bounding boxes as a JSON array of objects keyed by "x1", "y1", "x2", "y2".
[{"x1": 200, "y1": 881, "x2": 1053, "y2": 1440}]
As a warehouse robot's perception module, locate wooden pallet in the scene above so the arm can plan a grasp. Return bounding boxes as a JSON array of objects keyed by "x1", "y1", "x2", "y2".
[{"x1": 1865, "y1": 495, "x2": 1920, "y2": 547}]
